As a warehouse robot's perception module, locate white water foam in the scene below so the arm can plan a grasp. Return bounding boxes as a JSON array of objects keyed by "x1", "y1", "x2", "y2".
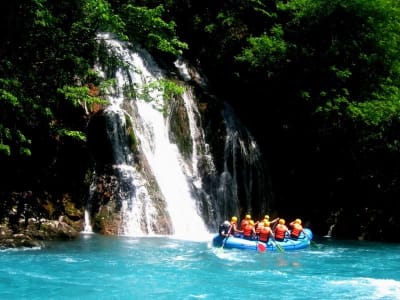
[{"x1": 97, "y1": 33, "x2": 209, "y2": 240}]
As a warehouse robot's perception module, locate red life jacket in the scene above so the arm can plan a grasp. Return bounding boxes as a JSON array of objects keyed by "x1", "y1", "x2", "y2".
[
  {"x1": 243, "y1": 224, "x2": 254, "y2": 237},
  {"x1": 275, "y1": 224, "x2": 287, "y2": 240},
  {"x1": 291, "y1": 223, "x2": 303, "y2": 238},
  {"x1": 259, "y1": 226, "x2": 271, "y2": 242},
  {"x1": 240, "y1": 220, "x2": 248, "y2": 230}
]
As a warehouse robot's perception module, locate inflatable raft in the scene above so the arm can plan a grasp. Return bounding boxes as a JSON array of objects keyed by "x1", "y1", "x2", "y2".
[{"x1": 212, "y1": 228, "x2": 313, "y2": 252}]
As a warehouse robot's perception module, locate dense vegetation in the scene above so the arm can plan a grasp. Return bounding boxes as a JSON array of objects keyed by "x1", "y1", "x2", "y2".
[{"x1": 1, "y1": 0, "x2": 400, "y2": 241}]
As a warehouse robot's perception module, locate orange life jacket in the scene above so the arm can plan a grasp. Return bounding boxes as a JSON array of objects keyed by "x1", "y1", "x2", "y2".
[
  {"x1": 275, "y1": 224, "x2": 287, "y2": 240},
  {"x1": 291, "y1": 223, "x2": 303, "y2": 238},
  {"x1": 243, "y1": 223, "x2": 254, "y2": 237},
  {"x1": 240, "y1": 219, "x2": 248, "y2": 230},
  {"x1": 259, "y1": 226, "x2": 271, "y2": 242}
]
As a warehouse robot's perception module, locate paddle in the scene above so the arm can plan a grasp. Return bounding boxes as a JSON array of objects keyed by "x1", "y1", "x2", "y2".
[
  {"x1": 270, "y1": 234, "x2": 284, "y2": 253},
  {"x1": 220, "y1": 236, "x2": 229, "y2": 251},
  {"x1": 219, "y1": 224, "x2": 233, "y2": 251},
  {"x1": 256, "y1": 239, "x2": 266, "y2": 252}
]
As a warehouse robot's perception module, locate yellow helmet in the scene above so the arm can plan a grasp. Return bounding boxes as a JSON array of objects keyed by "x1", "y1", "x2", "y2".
[
  {"x1": 279, "y1": 219, "x2": 285, "y2": 225},
  {"x1": 264, "y1": 215, "x2": 270, "y2": 220},
  {"x1": 245, "y1": 214, "x2": 251, "y2": 220},
  {"x1": 249, "y1": 220, "x2": 254, "y2": 225},
  {"x1": 295, "y1": 218, "x2": 302, "y2": 224},
  {"x1": 263, "y1": 220, "x2": 270, "y2": 227},
  {"x1": 231, "y1": 216, "x2": 237, "y2": 222}
]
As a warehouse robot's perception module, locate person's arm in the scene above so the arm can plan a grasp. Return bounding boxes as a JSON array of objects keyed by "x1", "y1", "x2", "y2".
[
  {"x1": 234, "y1": 224, "x2": 243, "y2": 233},
  {"x1": 270, "y1": 218, "x2": 279, "y2": 230},
  {"x1": 269, "y1": 228, "x2": 275, "y2": 238},
  {"x1": 252, "y1": 227, "x2": 257, "y2": 237},
  {"x1": 271, "y1": 217, "x2": 279, "y2": 224},
  {"x1": 227, "y1": 225, "x2": 233, "y2": 236}
]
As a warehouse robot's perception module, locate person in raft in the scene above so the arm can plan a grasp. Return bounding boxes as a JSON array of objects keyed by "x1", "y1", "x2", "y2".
[
  {"x1": 256, "y1": 214, "x2": 279, "y2": 233},
  {"x1": 274, "y1": 218, "x2": 289, "y2": 242},
  {"x1": 240, "y1": 214, "x2": 252, "y2": 230},
  {"x1": 219, "y1": 220, "x2": 232, "y2": 237},
  {"x1": 289, "y1": 218, "x2": 305, "y2": 240},
  {"x1": 242, "y1": 219, "x2": 256, "y2": 240},
  {"x1": 265, "y1": 215, "x2": 280, "y2": 229},
  {"x1": 230, "y1": 216, "x2": 243, "y2": 237},
  {"x1": 258, "y1": 220, "x2": 274, "y2": 243}
]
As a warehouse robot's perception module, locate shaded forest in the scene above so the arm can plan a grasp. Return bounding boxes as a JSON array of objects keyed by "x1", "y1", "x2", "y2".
[{"x1": 2, "y1": 0, "x2": 400, "y2": 242}]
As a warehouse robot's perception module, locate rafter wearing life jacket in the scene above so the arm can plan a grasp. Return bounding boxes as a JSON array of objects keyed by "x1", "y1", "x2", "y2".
[
  {"x1": 258, "y1": 220, "x2": 273, "y2": 243},
  {"x1": 289, "y1": 219, "x2": 304, "y2": 239},
  {"x1": 243, "y1": 220, "x2": 256, "y2": 240},
  {"x1": 274, "y1": 218, "x2": 289, "y2": 242}
]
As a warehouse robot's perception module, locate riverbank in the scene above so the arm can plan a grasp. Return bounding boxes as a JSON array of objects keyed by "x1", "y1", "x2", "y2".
[{"x1": 0, "y1": 218, "x2": 80, "y2": 249}]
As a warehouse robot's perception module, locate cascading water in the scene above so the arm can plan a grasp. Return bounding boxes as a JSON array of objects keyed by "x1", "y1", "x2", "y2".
[
  {"x1": 83, "y1": 209, "x2": 93, "y2": 233},
  {"x1": 87, "y1": 33, "x2": 272, "y2": 240},
  {"x1": 172, "y1": 59, "x2": 272, "y2": 224},
  {"x1": 90, "y1": 33, "x2": 209, "y2": 239},
  {"x1": 219, "y1": 105, "x2": 270, "y2": 217}
]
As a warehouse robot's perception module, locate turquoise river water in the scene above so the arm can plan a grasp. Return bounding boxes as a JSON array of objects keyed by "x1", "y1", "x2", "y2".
[{"x1": 1, "y1": 233, "x2": 400, "y2": 299}]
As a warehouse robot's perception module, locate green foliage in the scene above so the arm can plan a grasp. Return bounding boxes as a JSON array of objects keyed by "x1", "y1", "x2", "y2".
[
  {"x1": 275, "y1": 0, "x2": 400, "y2": 130},
  {"x1": 19, "y1": 147, "x2": 32, "y2": 157},
  {"x1": 100, "y1": 79, "x2": 118, "y2": 95},
  {"x1": 57, "y1": 129, "x2": 87, "y2": 142},
  {"x1": 145, "y1": 79, "x2": 184, "y2": 112},
  {"x1": 58, "y1": 85, "x2": 107, "y2": 108},
  {"x1": 0, "y1": 89, "x2": 19, "y2": 107},
  {"x1": 122, "y1": 4, "x2": 188, "y2": 55},
  {"x1": 0, "y1": 78, "x2": 21, "y2": 107},
  {"x1": 77, "y1": 0, "x2": 127, "y2": 39},
  {"x1": 347, "y1": 83, "x2": 400, "y2": 127},
  {"x1": 235, "y1": 25, "x2": 287, "y2": 74},
  {"x1": 157, "y1": 79, "x2": 185, "y2": 101},
  {"x1": 0, "y1": 144, "x2": 11, "y2": 156},
  {"x1": 0, "y1": 76, "x2": 32, "y2": 157},
  {"x1": 0, "y1": 123, "x2": 32, "y2": 157}
]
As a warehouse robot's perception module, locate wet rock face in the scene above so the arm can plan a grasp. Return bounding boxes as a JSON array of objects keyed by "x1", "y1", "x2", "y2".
[
  {"x1": 0, "y1": 219, "x2": 79, "y2": 249},
  {"x1": 168, "y1": 96, "x2": 192, "y2": 163}
]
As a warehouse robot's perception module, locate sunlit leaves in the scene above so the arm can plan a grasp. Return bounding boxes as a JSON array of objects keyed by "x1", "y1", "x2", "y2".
[
  {"x1": 58, "y1": 85, "x2": 106, "y2": 107},
  {"x1": 347, "y1": 83, "x2": 400, "y2": 127},
  {"x1": 79, "y1": 0, "x2": 126, "y2": 38},
  {"x1": 236, "y1": 25, "x2": 287, "y2": 72},
  {"x1": 0, "y1": 77, "x2": 32, "y2": 157},
  {"x1": 57, "y1": 128, "x2": 87, "y2": 142},
  {"x1": 0, "y1": 84, "x2": 19, "y2": 107},
  {"x1": 122, "y1": 5, "x2": 188, "y2": 56},
  {"x1": 0, "y1": 125, "x2": 32, "y2": 157}
]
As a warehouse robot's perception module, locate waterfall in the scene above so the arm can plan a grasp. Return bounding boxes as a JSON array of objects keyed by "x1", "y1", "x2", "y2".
[
  {"x1": 90, "y1": 33, "x2": 209, "y2": 239},
  {"x1": 324, "y1": 224, "x2": 336, "y2": 238},
  {"x1": 83, "y1": 209, "x2": 93, "y2": 234},
  {"x1": 88, "y1": 33, "x2": 271, "y2": 239},
  {"x1": 173, "y1": 59, "x2": 272, "y2": 223},
  {"x1": 216, "y1": 105, "x2": 270, "y2": 219}
]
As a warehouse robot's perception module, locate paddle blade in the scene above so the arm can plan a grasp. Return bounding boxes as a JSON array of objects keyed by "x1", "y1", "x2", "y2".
[
  {"x1": 276, "y1": 243, "x2": 284, "y2": 252},
  {"x1": 257, "y1": 242, "x2": 266, "y2": 252}
]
